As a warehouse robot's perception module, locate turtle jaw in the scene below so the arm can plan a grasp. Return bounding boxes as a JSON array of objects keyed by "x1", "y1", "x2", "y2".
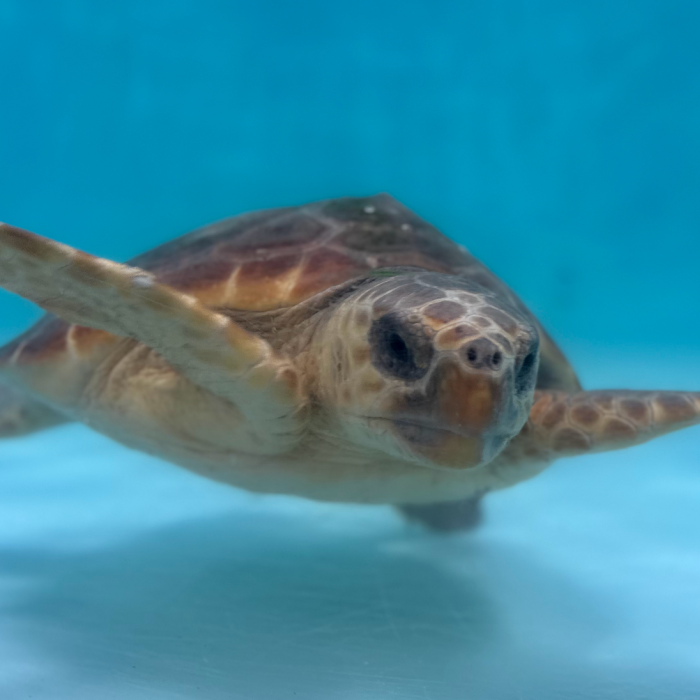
[
  {"x1": 365, "y1": 415, "x2": 510, "y2": 471},
  {"x1": 367, "y1": 357, "x2": 535, "y2": 471}
]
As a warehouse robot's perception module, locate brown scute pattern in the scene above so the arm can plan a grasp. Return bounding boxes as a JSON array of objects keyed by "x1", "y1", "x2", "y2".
[
  {"x1": 16, "y1": 316, "x2": 69, "y2": 362},
  {"x1": 594, "y1": 395, "x2": 615, "y2": 411},
  {"x1": 602, "y1": 418, "x2": 637, "y2": 439},
  {"x1": 325, "y1": 195, "x2": 464, "y2": 266},
  {"x1": 130, "y1": 207, "x2": 295, "y2": 270},
  {"x1": 522, "y1": 389, "x2": 700, "y2": 458},
  {"x1": 655, "y1": 393, "x2": 698, "y2": 423},
  {"x1": 370, "y1": 252, "x2": 453, "y2": 273},
  {"x1": 321, "y1": 195, "x2": 403, "y2": 222},
  {"x1": 230, "y1": 254, "x2": 303, "y2": 309},
  {"x1": 158, "y1": 258, "x2": 235, "y2": 290},
  {"x1": 482, "y1": 308, "x2": 518, "y2": 335},
  {"x1": 552, "y1": 427, "x2": 591, "y2": 452},
  {"x1": 434, "y1": 324, "x2": 480, "y2": 350},
  {"x1": 423, "y1": 300, "x2": 465, "y2": 324},
  {"x1": 490, "y1": 333, "x2": 515, "y2": 356},
  {"x1": 239, "y1": 253, "x2": 302, "y2": 281},
  {"x1": 570, "y1": 403, "x2": 600, "y2": 427},
  {"x1": 290, "y1": 248, "x2": 366, "y2": 302},
  {"x1": 1, "y1": 194, "x2": 579, "y2": 394},
  {"x1": 129, "y1": 193, "x2": 473, "y2": 314},
  {"x1": 540, "y1": 400, "x2": 566, "y2": 430},
  {"x1": 71, "y1": 324, "x2": 116, "y2": 357},
  {"x1": 528, "y1": 392, "x2": 553, "y2": 423},
  {"x1": 619, "y1": 398, "x2": 649, "y2": 422},
  {"x1": 221, "y1": 213, "x2": 328, "y2": 254},
  {"x1": 372, "y1": 283, "x2": 446, "y2": 317}
]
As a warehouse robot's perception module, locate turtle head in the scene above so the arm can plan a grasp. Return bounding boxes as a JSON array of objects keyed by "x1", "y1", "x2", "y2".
[{"x1": 318, "y1": 270, "x2": 540, "y2": 470}]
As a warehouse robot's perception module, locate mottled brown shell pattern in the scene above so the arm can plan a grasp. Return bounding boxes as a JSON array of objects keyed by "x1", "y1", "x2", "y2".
[{"x1": 0, "y1": 194, "x2": 579, "y2": 391}]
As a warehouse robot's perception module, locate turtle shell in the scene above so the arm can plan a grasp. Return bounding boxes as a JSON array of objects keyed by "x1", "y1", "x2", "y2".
[
  {"x1": 1, "y1": 194, "x2": 580, "y2": 391},
  {"x1": 128, "y1": 194, "x2": 463, "y2": 311}
]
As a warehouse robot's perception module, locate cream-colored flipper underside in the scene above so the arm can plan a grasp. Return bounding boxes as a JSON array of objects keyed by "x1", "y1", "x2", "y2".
[{"x1": 0, "y1": 223, "x2": 303, "y2": 451}]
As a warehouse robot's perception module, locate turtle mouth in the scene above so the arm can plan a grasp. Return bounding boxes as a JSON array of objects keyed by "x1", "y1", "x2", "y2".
[
  {"x1": 365, "y1": 415, "x2": 465, "y2": 446},
  {"x1": 363, "y1": 414, "x2": 512, "y2": 469}
]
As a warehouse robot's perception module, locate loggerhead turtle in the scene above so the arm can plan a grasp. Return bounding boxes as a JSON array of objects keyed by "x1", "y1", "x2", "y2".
[{"x1": 1, "y1": 194, "x2": 698, "y2": 532}]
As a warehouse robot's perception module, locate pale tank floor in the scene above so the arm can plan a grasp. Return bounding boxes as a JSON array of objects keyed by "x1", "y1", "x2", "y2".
[{"x1": 1, "y1": 346, "x2": 700, "y2": 700}]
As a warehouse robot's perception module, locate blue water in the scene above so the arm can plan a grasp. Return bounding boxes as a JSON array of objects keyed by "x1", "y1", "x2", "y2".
[{"x1": 1, "y1": 2, "x2": 699, "y2": 698}]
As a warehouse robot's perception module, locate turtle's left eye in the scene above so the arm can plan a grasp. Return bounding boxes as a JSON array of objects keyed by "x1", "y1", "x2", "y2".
[
  {"x1": 369, "y1": 313, "x2": 433, "y2": 382},
  {"x1": 387, "y1": 332, "x2": 409, "y2": 365}
]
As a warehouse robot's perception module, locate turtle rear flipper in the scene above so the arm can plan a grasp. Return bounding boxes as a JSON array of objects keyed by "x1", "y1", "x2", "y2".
[{"x1": 0, "y1": 382, "x2": 67, "y2": 438}]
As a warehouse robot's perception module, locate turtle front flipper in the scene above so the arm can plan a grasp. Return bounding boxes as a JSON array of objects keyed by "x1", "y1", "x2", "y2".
[
  {"x1": 0, "y1": 223, "x2": 304, "y2": 452},
  {"x1": 399, "y1": 390, "x2": 700, "y2": 533},
  {"x1": 507, "y1": 389, "x2": 700, "y2": 462},
  {"x1": 0, "y1": 382, "x2": 67, "y2": 438}
]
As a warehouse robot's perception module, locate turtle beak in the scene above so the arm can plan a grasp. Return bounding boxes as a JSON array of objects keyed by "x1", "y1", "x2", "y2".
[{"x1": 381, "y1": 358, "x2": 521, "y2": 470}]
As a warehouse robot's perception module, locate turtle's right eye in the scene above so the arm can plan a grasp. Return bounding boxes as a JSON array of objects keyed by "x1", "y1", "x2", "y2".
[{"x1": 369, "y1": 313, "x2": 432, "y2": 382}]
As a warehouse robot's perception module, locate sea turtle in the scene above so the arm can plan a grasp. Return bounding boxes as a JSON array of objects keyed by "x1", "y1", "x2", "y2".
[{"x1": 1, "y1": 194, "x2": 698, "y2": 531}]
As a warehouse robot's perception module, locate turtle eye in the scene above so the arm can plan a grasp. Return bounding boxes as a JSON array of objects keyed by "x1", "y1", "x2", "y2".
[
  {"x1": 387, "y1": 332, "x2": 409, "y2": 365},
  {"x1": 369, "y1": 313, "x2": 433, "y2": 382},
  {"x1": 515, "y1": 337, "x2": 539, "y2": 395}
]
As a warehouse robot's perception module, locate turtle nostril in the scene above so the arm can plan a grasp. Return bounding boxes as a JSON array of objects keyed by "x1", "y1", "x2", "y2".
[{"x1": 463, "y1": 339, "x2": 503, "y2": 372}]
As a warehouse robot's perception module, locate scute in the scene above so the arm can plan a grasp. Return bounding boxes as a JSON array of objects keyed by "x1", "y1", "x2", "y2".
[
  {"x1": 131, "y1": 195, "x2": 456, "y2": 307},
  {"x1": 0, "y1": 194, "x2": 581, "y2": 392},
  {"x1": 125, "y1": 193, "x2": 464, "y2": 312},
  {"x1": 218, "y1": 212, "x2": 329, "y2": 255},
  {"x1": 0, "y1": 316, "x2": 67, "y2": 365},
  {"x1": 330, "y1": 197, "x2": 458, "y2": 269}
]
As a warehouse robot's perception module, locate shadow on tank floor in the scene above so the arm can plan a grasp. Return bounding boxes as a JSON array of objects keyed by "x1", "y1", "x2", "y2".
[
  {"x1": 398, "y1": 494, "x2": 484, "y2": 532},
  {"x1": 1, "y1": 347, "x2": 700, "y2": 699}
]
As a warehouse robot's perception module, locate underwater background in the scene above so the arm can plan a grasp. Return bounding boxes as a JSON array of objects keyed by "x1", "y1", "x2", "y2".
[{"x1": 1, "y1": 1, "x2": 699, "y2": 698}]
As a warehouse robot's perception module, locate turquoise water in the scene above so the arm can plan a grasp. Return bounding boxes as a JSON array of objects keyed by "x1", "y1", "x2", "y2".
[{"x1": 1, "y1": 1, "x2": 699, "y2": 698}]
